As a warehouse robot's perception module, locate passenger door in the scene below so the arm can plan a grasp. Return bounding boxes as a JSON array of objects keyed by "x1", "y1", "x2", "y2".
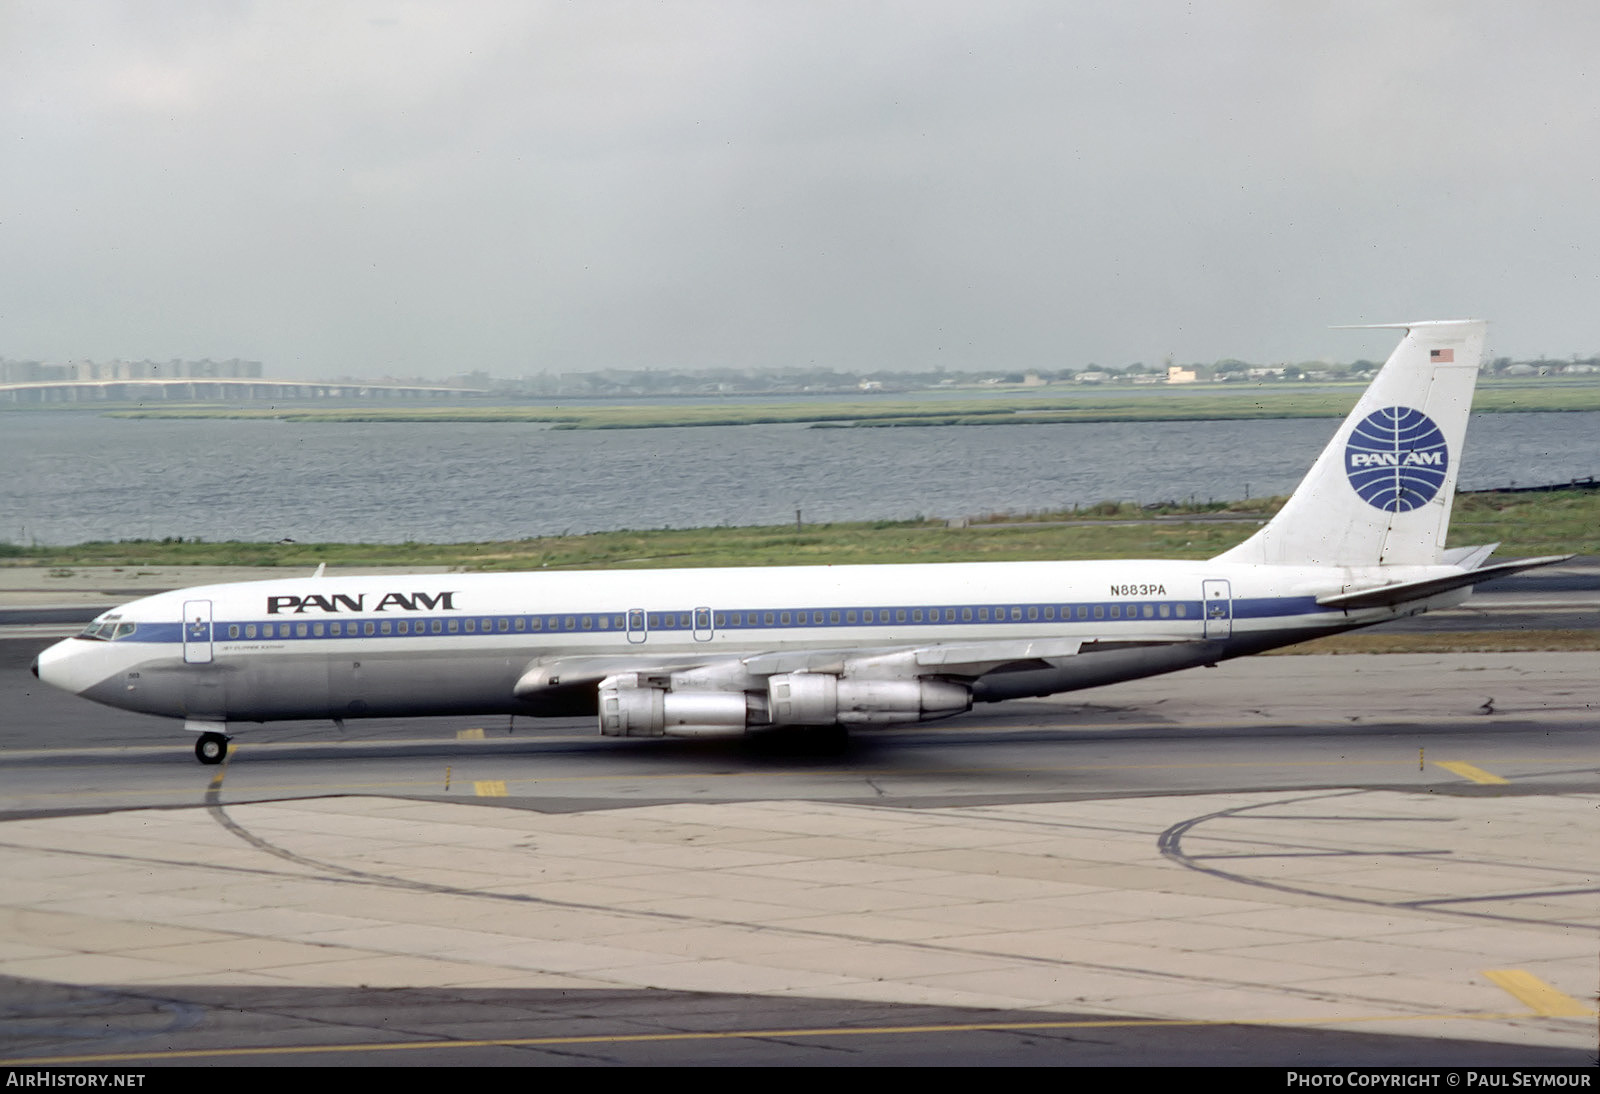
[
  {"x1": 182, "y1": 600, "x2": 214, "y2": 664},
  {"x1": 1202, "y1": 580, "x2": 1232, "y2": 640}
]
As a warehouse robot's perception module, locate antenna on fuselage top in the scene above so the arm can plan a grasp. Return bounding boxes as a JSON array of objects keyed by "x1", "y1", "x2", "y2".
[{"x1": 312, "y1": 563, "x2": 326, "y2": 578}]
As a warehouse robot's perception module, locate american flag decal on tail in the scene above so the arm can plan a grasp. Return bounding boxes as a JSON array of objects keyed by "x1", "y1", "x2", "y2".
[{"x1": 1430, "y1": 348, "x2": 1455, "y2": 362}]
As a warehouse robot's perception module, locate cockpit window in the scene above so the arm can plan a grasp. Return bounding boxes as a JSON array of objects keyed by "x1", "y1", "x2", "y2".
[{"x1": 77, "y1": 617, "x2": 135, "y2": 641}]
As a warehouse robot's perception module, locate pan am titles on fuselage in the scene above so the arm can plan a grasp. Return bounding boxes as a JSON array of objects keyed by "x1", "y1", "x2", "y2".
[{"x1": 32, "y1": 321, "x2": 1571, "y2": 763}]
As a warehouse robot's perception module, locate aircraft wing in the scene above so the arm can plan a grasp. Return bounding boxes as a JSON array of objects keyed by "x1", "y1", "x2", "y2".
[
  {"x1": 742, "y1": 636, "x2": 1088, "y2": 676},
  {"x1": 513, "y1": 654, "x2": 720, "y2": 693},
  {"x1": 512, "y1": 635, "x2": 1098, "y2": 707}
]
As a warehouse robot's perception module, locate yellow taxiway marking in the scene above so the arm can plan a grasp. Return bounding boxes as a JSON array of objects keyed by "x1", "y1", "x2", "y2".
[
  {"x1": 1434, "y1": 761, "x2": 1510, "y2": 785},
  {"x1": 0, "y1": 1009, "x2": 1559, "y2": 1066},
  {"x1": 473, "y1": 780, "x2": 507, "y2": 797},
  {"x1": 455, "y1": 728, "x2": 484, "y2": 740},
  {"x1": 1483, "y1": 969, "x2": 1596, "y2": 1017},
  {"x1": 11, "y1": 752, "x2": 1599, "y2": 806}
]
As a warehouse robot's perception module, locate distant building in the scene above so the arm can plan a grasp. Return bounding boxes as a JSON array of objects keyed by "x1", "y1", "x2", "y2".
[{"x1": 1165, "y1": 366, "x2": 1197, "y2": 384}]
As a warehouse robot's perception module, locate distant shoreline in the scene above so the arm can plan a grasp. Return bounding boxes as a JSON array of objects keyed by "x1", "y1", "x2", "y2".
[{"x1": 66, "y1": 381, "x2": 1600, "y2": 429}]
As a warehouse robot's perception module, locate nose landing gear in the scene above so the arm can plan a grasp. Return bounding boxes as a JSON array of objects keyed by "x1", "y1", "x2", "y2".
[{"x1": 195, "y1": 731, "x2": 230, "y2": 765}]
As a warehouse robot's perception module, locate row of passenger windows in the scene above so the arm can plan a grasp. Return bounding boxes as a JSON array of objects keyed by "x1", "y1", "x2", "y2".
[
  {"x1": 230, "y1": 617, "x2": 526, "y2": 639},
  {"x1": 715, "y1": 603, "x2": 1190, "y2": 626},
  {"x1": 222, "y1": 602, "x2": 1192, "y2": 640}
]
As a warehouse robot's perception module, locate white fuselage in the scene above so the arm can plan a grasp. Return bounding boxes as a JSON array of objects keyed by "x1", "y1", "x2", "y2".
[{"x1": 34, "y1": 557, "x2": 1466, "y2": 726}]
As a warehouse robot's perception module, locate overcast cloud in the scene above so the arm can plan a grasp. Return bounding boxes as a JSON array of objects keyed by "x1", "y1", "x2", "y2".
[{"x1": 4, "y1": 1, "x2": 1598, "y2": 378}]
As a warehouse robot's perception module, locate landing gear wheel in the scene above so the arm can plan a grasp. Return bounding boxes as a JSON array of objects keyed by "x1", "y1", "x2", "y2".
[{"x1": 194, "y1": 732, "x2": 229, "y2": 765}]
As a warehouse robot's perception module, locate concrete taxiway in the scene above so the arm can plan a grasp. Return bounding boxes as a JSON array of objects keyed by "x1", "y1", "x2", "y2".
[
  {"x1": 2, "y1": 638, "x2": 1597, "y2": 1065},
  {"x1": 4, "y1": 562, "x2": 1598, "y2": 1064}
]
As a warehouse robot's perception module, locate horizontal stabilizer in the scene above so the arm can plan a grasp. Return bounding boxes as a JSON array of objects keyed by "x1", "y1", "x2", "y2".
[
  {"x1": 1316, "y1": 555, "x2": 1572, "y2": 611},
  {"x1": 1439, "y1": 542, "x2": 1499, "y2": 570}
]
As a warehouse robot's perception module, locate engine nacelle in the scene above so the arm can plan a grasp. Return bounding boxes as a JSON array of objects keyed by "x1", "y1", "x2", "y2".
[
  {"x1": 597, "y1": 674, "x2": 762, "y2": 738},
  {"x1": 767, "y1": 673, "x2": 971, "y2": 726}
]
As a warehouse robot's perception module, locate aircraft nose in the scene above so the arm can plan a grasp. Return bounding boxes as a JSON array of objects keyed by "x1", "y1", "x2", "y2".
[
  {"x1": 33, "y1": 638, "x2": 96, "y2": 695},
  {"x1": 30, "y1": 655, "x2": 39, "y2": 678}
]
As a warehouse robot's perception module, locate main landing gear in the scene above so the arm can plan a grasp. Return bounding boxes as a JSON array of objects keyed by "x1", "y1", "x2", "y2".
[{"x1": 194, "y1": 731, "x2": 230, "y2": 765}]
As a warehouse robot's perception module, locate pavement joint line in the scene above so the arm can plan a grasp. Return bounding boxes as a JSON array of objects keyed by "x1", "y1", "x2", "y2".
[
  {"x1": 1482, "y1": 969, "x2": 1598, "y2": 1017},
  {"x1": 1405, "y1": 885, "x2": 1600, "y2": 910},
  {"x1": 1156, "y1": 789, "x2": 1600, "y2": 932},
  {"x1": 71, "y1": 784, "x2": 1510, "y2": 1014},
  {"x1": 5, "y1": 752, "x2": 1600, "y2": 806},
  {"x1": 20, "y1": 784, "x2": 1596, "y2": 1007},
  {"x1": 4, "y1": 777, "x2": 1597, "y2": 1060},
  {"x1": 0, "y1": 1009, "x2": 1562, "y2": 1066},
  {"x1": 6, "y1": 727, "x2": 1600, "y2": 765},
  {"x1": 14, "y1": 752, "x2": 1600, "y2": 778},
  {"x1": 1434, "y1": 761, "x2": 1511, "y2": 785}
]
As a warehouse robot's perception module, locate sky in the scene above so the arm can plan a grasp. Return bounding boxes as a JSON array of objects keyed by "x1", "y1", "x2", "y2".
[{"x1": 4, "y1": 1, "x2": 1599, "y2": 379}]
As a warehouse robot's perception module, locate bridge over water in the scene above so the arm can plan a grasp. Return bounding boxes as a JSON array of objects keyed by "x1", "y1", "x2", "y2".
[{"x1": 0, "y1": 379, "x2": 487, "y2": 403}]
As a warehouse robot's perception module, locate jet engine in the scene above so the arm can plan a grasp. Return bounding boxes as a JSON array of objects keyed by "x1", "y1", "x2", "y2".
[
  {"x1": 597, "y1": 673, "x2": 765, "y2": 738},
  {"x1": 595, "y1": 670, "x2": 971, "y2": 737},
  {"x1": 767, "y1": 672, "x2": 971, "y2": 725}
]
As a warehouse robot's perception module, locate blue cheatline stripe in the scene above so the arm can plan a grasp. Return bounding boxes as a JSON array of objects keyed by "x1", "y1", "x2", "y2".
[
  {"x1": 108, "y1": 594, "x2": 1338, "y2": 646},
  {"x1": 1232, "y1": 595, "x2": 1322, "y2": 619}
]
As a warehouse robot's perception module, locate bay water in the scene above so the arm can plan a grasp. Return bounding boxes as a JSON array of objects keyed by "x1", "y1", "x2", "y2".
[{"x1": 2, "y1": 410, "x2": 1595, "y2": 545}]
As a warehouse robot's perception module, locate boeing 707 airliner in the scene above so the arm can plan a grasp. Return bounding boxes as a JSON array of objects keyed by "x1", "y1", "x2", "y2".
[{"x1": 34, "y1": 321, "x2": 1569, "y2": 763}]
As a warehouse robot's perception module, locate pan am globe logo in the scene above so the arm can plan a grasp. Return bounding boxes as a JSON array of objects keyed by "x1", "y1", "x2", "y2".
[{"x1": 1344, "y1": 407, "x2": 1449, "y2": 512}]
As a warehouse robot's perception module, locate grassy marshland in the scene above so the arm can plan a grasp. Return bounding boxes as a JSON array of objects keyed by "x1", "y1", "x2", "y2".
[{"x1": 4, "y1": 488, "x2": 1594, "y2": 571}]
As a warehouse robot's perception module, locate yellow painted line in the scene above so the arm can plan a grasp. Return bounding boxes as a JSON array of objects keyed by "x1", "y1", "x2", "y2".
[
  {"x1": 473, "y1": 780, "x2": 507, "y2": 797},
  {"x1": 456, "y1": 728, "x2": 484, "y2": 740},
  {"x1": 0, "y1": 1009, "x2": 1552, "y2": 1066},
  {"x1": 11, "y1": 753, "x2": 1600, "y2": 807},
  {"x1": 1483, "y1": 969, "x2": 1596, "y2": 1017},
  {"x1": 1434, "y1": 761, "x2": 1510, "y2": 785}
]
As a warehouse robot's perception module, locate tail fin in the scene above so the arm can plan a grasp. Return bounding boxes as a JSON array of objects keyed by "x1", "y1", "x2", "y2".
[{"x1": 1213, "y1": 320, "x2": 1486, "y2": 568}]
